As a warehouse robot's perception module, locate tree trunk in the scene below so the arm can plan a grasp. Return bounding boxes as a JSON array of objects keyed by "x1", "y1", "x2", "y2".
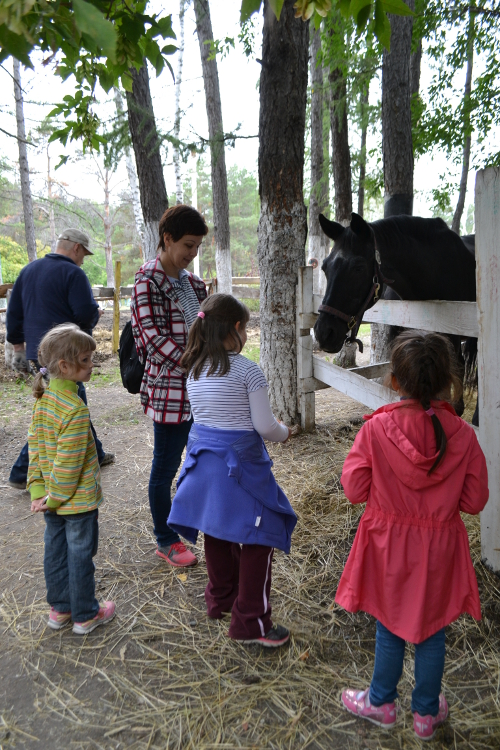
[
  {"x1": 410, "y1": 38, "x2": 422, "y2": 99},
  {"x1": 191, "y1": 150, "x2": 201, "y2": 276},
  {"x1": 13, "y1": 58, "x2": 36, "y2": 263},
  {"x1": 126, "y1": 64, "x2": 168, "y2": 262},
  {"x1": 357, "y1": 85, "x2": 369, "y2": 216},
  {"x1": 381, "y1": 1, "x2": 414, "y2": 218},
  {"x1": 114, "y1": 87, "x2": 145, "y2": 252},
  {"x1": 194, "y1": 0, "x2": 232, "y2": 294},
  {"x1": 452, "y1": 10, "x2": 474, "y2": 235},
  {"x1": 308, "y1": 25, "x2": 329, "y2": 295},
  {"x1": 258, "y1": 0, "x2": 309, "y2": 423},
  {"x1": 328, "y1": 31, "x2": 352, "y2": 225},
  {"x1": 173, "y1": 0, "x2": 186, "y2": 204},
  {"x1": 103, "y1": 168, "x2": 114, "y2": 287},
  {"x1": 47, "y1": 146, "x2": 56, "y2": 252}
]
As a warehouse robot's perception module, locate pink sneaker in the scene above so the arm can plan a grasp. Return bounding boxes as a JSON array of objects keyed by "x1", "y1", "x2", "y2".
[
  {"x1": 156, "y1": 542, "x2": 197, "y2": 567},
  {"x1": 413, "y1": 694, "x2": 448, "y2": 740},
  {"x1": 48, "y1": 608, "x2": 71, "y2": 630},
  {"x1": 72, "y1": 601, "x2": 116, "y2": 635},
  {"x1": 341, "y1": 687, "x2": 397, "y2": 728}
]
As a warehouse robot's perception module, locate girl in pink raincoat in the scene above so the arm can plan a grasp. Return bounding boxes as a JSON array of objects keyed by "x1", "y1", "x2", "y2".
[{"x1": 337, "y1": 331, "x2": 488, "y2": 741}]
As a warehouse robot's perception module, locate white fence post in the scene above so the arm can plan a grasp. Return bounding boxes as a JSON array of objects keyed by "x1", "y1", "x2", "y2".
[
  {"x1": 476, "y1": 167, "x2": 500, "y2": 574},
  {"x1": 296, "y1": 266, "x2": 315, "y2": 430}
]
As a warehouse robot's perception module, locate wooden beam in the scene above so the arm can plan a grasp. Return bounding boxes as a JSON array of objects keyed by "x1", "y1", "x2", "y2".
[
  {"x1": 476, "y1": 168, "x2": 500, "y2": 573},
  {"x1": 312, "y1": 355, "x2": 397, "y2": 412},
  {"x1": 232, "y1": 286, "x2": 260, "y2": 300},
  {"x1": 312, "y1": 294, "x2": 479, "y2": 337},
  {"x1": 0, "y1": 283, "x2": 14, "y2": 298},
  {"x1": 350, "y1": 361, "x2": 391, "y2": 380},
  {"x1": 231, "y1": 277, "x2": 260, "y2": 285}
]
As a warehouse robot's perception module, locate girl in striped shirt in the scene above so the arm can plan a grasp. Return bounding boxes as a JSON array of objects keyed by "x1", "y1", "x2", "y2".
[
  {"x1": 168, "y1": 294, "x2": 296, "y2": 647},
  {"x1": 29, "y1": 324, "x2": 115, "y2": 635}
]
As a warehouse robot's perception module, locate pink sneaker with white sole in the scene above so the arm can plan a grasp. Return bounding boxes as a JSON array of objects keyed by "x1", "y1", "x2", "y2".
[
  {"x1": 341, "y1": 687, "x2": 397, "y2": 728},
  {"x1": 72, "y1": 601, "x2": 116, "y2": 635},
  {"x1": 156, "y1": 542, "x2": 197, "y2": 567},
  {"x1": 413, "y1": 694, "x2": 448, "y2": 740},
  {"x1": 48, "y1": 608, "x2": 72, "y2": 630}
]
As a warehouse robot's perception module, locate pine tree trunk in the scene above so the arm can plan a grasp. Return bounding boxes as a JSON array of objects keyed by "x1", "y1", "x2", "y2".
[
  {"x1": 13, "y1": 58, "x2": 36, "y2": 263},
  {"x1": 308, "y1": 25, "x2": 329, "y2": 295},
  {"x1": 452, "y1": 10, "x2": 474, "y2": 235},
  {"x1": 173, "y1": 0, "x2": 186, "y2": 204},
  {"x1": 328, "y1": 36, "x2": 352, "y2": 225},
  {"x1": 191, "y1": 151, "x2": 201, "y2": 276},
  {"x1": 372, "y1": 1, "x2": 414, "y2": 366},
  {"x1": 126, "y1": 65, "x2": 168, "y2": 262},
  {"x1": 114, "y1": 87, "x2": 145, "y2": 251},
  {"x1": 357, "y1": 85, "x2": 369, "y2": 216},
  {"x1": 194, "y1": 0, "x2": 232, "y2": 294},
  {"x1": 258, "y1": 0, "x2": 309, "y2": 423},
  {"x1": 410, "y1": 38, "x2": 422, "y2": 99},
  {"x1": 381, "y1": 2, "x2": 414, "y2": 218}
]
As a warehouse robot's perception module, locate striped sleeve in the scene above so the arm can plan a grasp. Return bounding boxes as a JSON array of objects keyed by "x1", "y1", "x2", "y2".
[
  {"x1": 46, "y1": 405, "x2": 92, "y2": 508},
  {"x1": 27, "y1": 405, "x2": 46, "y2": 500},
  {"x1": 244, "y1": 361, "x2": 268, "y2": 393}
]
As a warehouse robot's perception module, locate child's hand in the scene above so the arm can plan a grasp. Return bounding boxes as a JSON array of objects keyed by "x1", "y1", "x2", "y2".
[{"x1": 31, "y1": 496, "x2": 49, "y2": 513}]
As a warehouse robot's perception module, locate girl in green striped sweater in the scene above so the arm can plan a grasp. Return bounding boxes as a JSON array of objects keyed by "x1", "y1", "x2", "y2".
[{"x1": 29, "y1": 324, "x2": 116, "y2": 635}]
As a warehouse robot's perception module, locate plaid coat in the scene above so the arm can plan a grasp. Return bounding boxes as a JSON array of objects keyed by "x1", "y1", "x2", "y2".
[{"x1": 130, "y1": 257, "x2": 207, "y2": 423}]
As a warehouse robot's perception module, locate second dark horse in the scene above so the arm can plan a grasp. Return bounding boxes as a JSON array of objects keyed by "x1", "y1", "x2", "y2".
[{"x1": 314, "y1": 212, "x2": 477, "y2": 421}]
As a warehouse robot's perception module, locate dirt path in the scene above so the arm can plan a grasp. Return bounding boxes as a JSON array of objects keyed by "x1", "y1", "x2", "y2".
[{"x1": 0, "y1": 316, "x2": 498, "y2": 749}]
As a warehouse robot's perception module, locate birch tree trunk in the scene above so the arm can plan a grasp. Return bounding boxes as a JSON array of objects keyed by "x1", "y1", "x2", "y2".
[
  {"x1": 372, "y1": 0, "x2": 414, "y2": 365},
  {"x1": 126, "y1": 65, "x2": 168, "y2": 261},
  {"x1": 13, "y1": 58, "x2": 36, "y2": 262},
  {"x1": 194, "y1": 0, "x2": 232, "y2": 294},
  {"x1": 452, "y1": 10, "x2": 474, "y2": 235},
  {"x1": 258, "y1": 0, "x2": 309, "y2": 423},
  {"x1": 191, "y1": 151, "x2": 201, "y2": 277},
  {"x1": 357, "y1": 85, "x2": 369, "y2": 216},
  {"x1": 114, "y1": 87, "x2": 145, "y2": 250},
  {"x1": 103, "y1": 168, "x2": 114, "y2": 287},
  {"x1": 308, "y1": 25, "x2": 329, "y2": 295},
  {"x1": 173, "y1": 0, "x2": 185, "y2": 204},
  {"x1": 47, "y1": 146, "x2": 56, "y2": 251}
]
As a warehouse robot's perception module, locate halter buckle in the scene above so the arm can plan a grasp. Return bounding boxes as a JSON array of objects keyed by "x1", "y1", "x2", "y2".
[
  {"x1": 373, "y1": 278, "x2": 381, "y2": 301},
  {"x1": 347, "y1": 316, "x2": 357, "y2": 331}
]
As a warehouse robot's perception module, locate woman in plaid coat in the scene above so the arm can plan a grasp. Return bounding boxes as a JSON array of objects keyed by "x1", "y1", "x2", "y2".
[{"x1": 131, "y1": 206, "x2": 208, "y2": 567}]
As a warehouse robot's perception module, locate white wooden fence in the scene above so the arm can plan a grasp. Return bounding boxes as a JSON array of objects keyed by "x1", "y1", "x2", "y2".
[{"x1": 297, "y1": 167, "x2": 500, "y2": 574}]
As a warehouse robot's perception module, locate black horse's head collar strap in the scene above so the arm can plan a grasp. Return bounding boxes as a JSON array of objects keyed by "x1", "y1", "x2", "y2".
[{"x1": 317, "y1": 241, "x2": 394, "y2": 354}]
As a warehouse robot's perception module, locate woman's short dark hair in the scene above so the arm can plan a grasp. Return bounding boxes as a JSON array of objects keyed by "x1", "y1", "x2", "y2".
[
  {"x1": 157, "y1": 205, "x2": 208, "y2": 252},
  {"x1": 180, "y1": 294, "x2": 250, "y2": 379}
]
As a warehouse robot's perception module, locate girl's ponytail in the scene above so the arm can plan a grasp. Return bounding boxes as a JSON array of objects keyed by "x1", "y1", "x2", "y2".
[
  {"x1": 32, "y1": 370, "x2": 48, "y2": 399},
  {"x1": 389, "y1": 331, "x2": 463, "y2": 475}
]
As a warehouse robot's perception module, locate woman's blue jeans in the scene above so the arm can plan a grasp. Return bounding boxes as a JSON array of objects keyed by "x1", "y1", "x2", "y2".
[
  {"x1": 44, "y1": 509, "x2": 99, "y2": 623},
  {"x1": 369, "y1": 621, "x2": 446, "y2": 717},
  {"x1": 149, "y1": 419, "x2": 192, "y2": 547}
]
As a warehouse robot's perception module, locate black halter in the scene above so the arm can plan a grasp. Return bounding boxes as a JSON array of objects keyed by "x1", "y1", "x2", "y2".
[{"x1": 318, "y1": 246, "x2": 394, "y2": 354}]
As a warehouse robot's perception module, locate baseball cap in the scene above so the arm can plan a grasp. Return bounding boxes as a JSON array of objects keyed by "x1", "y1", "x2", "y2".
[{"x1": 57, "y1": 228, "x2": 93, "y2": 255}]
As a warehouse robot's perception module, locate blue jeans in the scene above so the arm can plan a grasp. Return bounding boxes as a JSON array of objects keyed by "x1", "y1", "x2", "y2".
[
  {"x1": 370, "y1": 620, "x2": 446, "y2": 717},
  {"x1": 9, "y1": 382, "x2": 104, "y2": 484},
  {"x1": 149, "y1": 419, "x2": 192, "y2": 547},
  {"x1": 44, "y1": 509, "x2": 99, "y2": 623}
]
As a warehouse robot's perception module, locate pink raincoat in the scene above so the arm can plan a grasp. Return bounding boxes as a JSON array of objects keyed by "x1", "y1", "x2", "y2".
[{"x1": 335, "y1": 400, "x2": 488, "y2": 644}]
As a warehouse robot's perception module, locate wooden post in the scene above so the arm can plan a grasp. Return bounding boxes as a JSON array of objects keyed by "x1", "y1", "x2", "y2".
[
  {"x1": 112, "y1": 260, "x2": 121, "y2": 355},
  {"x1": 296, "y1": 266, "x2": 316, "y2": 431},
  {"x1": 476, "y1": 168, "x2": 500, "y2": 574}
]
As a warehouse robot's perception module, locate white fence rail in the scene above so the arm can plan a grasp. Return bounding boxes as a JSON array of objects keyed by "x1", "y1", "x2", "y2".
[{"x1": 297, "y1": 167, "x2": 500, "y2": 573}]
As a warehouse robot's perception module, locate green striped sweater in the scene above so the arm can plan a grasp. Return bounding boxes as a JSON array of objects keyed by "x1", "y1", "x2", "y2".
[{"x1": 28, "y1": 378, "x2": 103, "y2": 514}]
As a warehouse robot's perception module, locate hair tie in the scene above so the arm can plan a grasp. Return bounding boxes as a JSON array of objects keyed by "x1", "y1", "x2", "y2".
[
  {"x1": 197, "y1": 311, "x2": 205, "y2": 319},
  {"x1": 40, "y1": 367, "x2": 48, "y2": 375},
  {"x1": 425, "y1": 407, "x2": 435, "y2": 417}
]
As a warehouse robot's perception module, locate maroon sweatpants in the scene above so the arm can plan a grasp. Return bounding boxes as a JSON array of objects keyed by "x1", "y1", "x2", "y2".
[{"x1": 204, "y1": 533, "x2": 274, "y2": 640}]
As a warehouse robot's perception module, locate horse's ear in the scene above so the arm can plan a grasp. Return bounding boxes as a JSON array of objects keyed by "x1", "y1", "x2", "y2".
[
  {"x1": 350, "y1": 213, "x2": 372, "y2": 242},
  {"x1": 319, "y1": 214, "x2": 344, "y2": 241}
]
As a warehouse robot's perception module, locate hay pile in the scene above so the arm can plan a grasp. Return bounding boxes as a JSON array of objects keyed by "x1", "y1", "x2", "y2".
[{"x1": 0, "y1": 382, "x2": 498, "y2": 748}]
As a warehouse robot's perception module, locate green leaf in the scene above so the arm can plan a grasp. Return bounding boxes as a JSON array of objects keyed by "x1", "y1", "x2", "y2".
[
  {"x1": 0, "y1": 25, "x2": 33, "y2": 67},
  {"x1": 161, "y1": 44, "x2": 177, "y2": 56},
  {"x1": 374, "y1": 0, "x2": 391, "y2": 49},
  {"x1": 164, "y1": 58, "x2": 175, "y2": 83},
  {"x1": 121, "y1": 71, "x2": 133, "y2": 92},
  {"x1": 73, "y1": 0, "x2": 117, "y2": 61},
  {"x1": 352, "y1": 1, "x2": 372, "y2": 32},
  {"x1": 155, "y1": 15, "x2": 176, "y2": 39},
  {"x1": 338, "y1": 0, "x2": 353, "y2": 18},
  {"x1": 380, "y1": 0, "x2": 414, "y2": 16},
  {"x1": 118, "y1": 14, "x2": 144, "y2": 45},
  {"x1": 269, "y1": 0, "x2": 285, "y2": 19},
  {"x1": 240, "y1": 0, "x2": 262, "y2": 23}
]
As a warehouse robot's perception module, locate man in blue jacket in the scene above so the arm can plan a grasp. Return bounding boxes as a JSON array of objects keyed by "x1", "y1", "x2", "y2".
[{"x1": 7, "y1": 228, "x2": 114, "y2": 489}]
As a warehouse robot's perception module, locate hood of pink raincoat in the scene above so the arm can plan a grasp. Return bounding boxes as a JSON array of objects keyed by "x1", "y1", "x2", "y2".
[{"x1": 364, "y1": 400, "x2": 475, "y2": 490}]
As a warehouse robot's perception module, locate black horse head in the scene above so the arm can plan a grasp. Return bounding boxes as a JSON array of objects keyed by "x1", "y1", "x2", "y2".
[{"x1": 314, "y1": 212, "x2": 379, "y2": 353}]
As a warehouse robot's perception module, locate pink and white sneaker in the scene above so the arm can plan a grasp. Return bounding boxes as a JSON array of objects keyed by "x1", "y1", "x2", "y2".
[
  {"x1": 413, "y1": 694, "x2": 448, "y2": 740},
  {"x1": 48, "y1": 608, "x2": 72, "y2": 630},
  {"x1": 341, "y1": 687, "x2": 397, "y2": 728},
  {"x1": 156, "y1": 542, "x2": 197, "y2": 568},
  {"x1": 72, "y1": 601, "x2": 116, "y2": 635}
]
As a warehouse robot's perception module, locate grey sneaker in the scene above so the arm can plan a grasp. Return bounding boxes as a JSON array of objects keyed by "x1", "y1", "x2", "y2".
[
  {"x1": 8, "y1": 479, "x2": 27, "y2": 490},
  {"x1": 99, "y1": 452, "x2": 115, "y2": 467}
]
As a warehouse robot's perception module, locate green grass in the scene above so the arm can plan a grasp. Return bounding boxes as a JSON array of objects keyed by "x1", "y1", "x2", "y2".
[
  {"x1": 243, "y1": 342, "x2": 260, "y2": 363},
  {"x1": 241, "y1": 298, "x2": 259, "y2": 312},
  {"x1": 90, "y1": 360, "x2": 121, "y2": 387}
]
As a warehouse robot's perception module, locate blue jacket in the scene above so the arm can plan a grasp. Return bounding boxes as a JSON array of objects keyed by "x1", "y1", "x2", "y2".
[
  {"x1": 6, "y1": 254, "x2": 99, "y2": 359},
  {"x1": 168, "y1": 424, "x2": 297, "y2": 553}
]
